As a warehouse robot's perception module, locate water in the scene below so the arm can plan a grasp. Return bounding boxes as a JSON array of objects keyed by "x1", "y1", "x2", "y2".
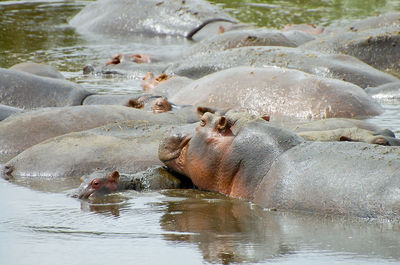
[{"x1": 1, "y1": 1, "x2": 400, "y2": 264}]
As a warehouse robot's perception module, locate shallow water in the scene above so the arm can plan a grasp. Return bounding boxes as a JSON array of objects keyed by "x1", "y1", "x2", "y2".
[{"x1": 1, "y1": 1, "x2": 400, "y2": 264}]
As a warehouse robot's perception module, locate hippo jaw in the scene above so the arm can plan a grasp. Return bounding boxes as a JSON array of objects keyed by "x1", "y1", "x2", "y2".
[{"x1": 159, "y1": 132, "x2": 192, "y2": 176}]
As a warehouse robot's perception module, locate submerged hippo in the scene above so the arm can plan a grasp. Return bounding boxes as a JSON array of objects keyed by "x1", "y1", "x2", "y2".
[
  {"x1": 75, "y1": 166, "x2": 191, "y2": 199},
  {"x1": 9, "y1": 62, "x2": 65, "y2": 79},
  {"x1": 185, "y1": 28, "x2": 315, "y2": 56},
  {"x1": 0, "y1": 104, "x2": 198, "y2": 163},
  {"x1": 70, "y1": 0, "x2": 236, "y2": 39},
  {"x1": 365, "y1": 82, "x2": 400, "y2": 104},
  {"x1": 300, "y1": 26, "x2": 400, "y2": 78},
  {"x1": 0, "y1": 104, "x2": 22, "y2": 121},
  {"x1": 0, "y1": 68, "x2": 93, "y2": 109},
  {"x1": 166, "y1": 46, "x2": 398, "y2": 88},
  {"x1": 159, "y1": 111, "x2": 400, "y2": 220},
  {"x1": 1, "y1": 121, "x2": 179, "y2": 192},
  {"x1": 170, "y1": 66, "x2": 383, "y2": 121},
  {"x1": 141, "y1": 73, "x2": 193, "y2": 97}
]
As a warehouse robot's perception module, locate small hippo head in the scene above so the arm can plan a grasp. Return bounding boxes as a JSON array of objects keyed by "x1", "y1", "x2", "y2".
[
  {"x1": 77, "y1": 171, "x2": 120, "y2": 199},
  {"x1": 125, "y1": 95, "x2": 172, "y2": 113},
  {"x1": 106, "y1": 53, "x2": 123, "y2": 65},
  {"x1": 141, "y1": 72, "x2": 169, "y2": 92},
  {"x1": 131, "y1": 53, "x2": 151, "y2": 64}
]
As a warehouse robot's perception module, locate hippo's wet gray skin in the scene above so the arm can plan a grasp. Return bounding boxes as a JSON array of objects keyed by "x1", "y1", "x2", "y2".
[
  {"x1": 159, "y1": 111, "x2": 400, "y2": 220},
  {"x1": 301, "y1": 26, "x2": 400, "y2": 78},
  {"x1": 166, "y1": 46, "x2": 399, "y2": 88},
  {"x1": 70, "y1": 0, "x2": 236, "y2": 39},
  {"x1": 170, "y1": 66, "x2": 383, "y2": 121},
  {"x1": 0, "y1": 68, "x2": 93, "y2": 109},
  {"x1": 1, "y1": 121, "x2": 188, "y2": 192},
  {"x1": 0, "y1": 105, "x2": 198, "y2": 163},
  {"x1": 75, "y1": 166, "x2": 191, "y2": 199},
  {"x1": 9, "y1": 62, "x2": 65, "y2": 79},
  {"x1": 0, "y1": 104, "x2": 22, "y2": 121}
]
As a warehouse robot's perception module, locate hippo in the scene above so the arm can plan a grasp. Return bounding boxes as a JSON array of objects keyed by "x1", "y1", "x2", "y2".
[
  {"x1": 1, "y1": 121, "x2": 180, "y2": 192},
  {"x1": 159, "y1": 111, "x2": 400, "y2": 220},
  {"x1": 70, "y1": 0, "x2": 237, "y2": 39},
  {"x1": 169, "y1": 66, "x2": 383, "y2": 121},
  {"x1": 297, "y1": 127, "x2": 400, "y2": 146},
  {"x1": 141, "y1": 73, "x2": 193, "y2": 97},
  {"x1": 365, "y1": 82, "x2": 400, "y2": 104},
  {"x1": 0, "y1": 104, "x2": 22, "y2": 121},
  {"x1": 106, "y1": 53, "x2": 153, "y2": 65},
  {"x1": 284, "y1": 118, "x2": 400, "y2": 146},
  {"x1": 0, "y1": 104, "x2": 198, "y2": 163},
  {"x1": 166, "y1": 46, "x2": 399, "y2": 88},
  {"x1": 9, "y1": 62, "x2": 65, "y2": 79},
  {"x1": 282, "y1": 23, "x2": 325, "y2": 35},
  {"x1": 0, "y1": 68, "x2": 93, "y2": 109},
  {"x1": 75, "y1": 166, "x2": 192, "y2": 199},
  {"x1": 338, "y1": 12, "x2": 400, "y2": 32},
  {"x1": 300, "y1": 26, "x2": 400, "y2": 78},
  {"x1": 185, "y1": 28, "x2": 315, "y2": 56}
]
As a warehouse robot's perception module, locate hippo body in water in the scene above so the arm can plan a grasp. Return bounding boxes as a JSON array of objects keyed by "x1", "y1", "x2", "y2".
[
  {"x1": 70, "y1": 0, "x2": 236, "y2": 39},
  {"x1": 75, "y1": 167, "x2": 191, "y2": 199},
  {"x1": 170, "y1": 66, "x2": 383, "y2": 121},
  {"x1": 0, "y1": 68, "x2": 92, "y2": 109},
  {"x1": 1, "y1": 121, "x2": 180, "y2": 192},
  {"x1": 166, "y1": 46, "x2": 399, "y2": 88},
  {"x1": 159, "y1": 112, "x2": 400, "y2": 220},
  {"x1": 0, "y1": 104, "x2": 22, "y2": 121},
  {"x1": 185, "y1": 28, "x2": 315, "y2": 56},
  {"x1": 9, "y1": 62, "x2": 65, "y2": 79},
  {"x1": 300, "y1": 26, "x2": 400, "y2": 78},
  {"x1": 0, "y1": 105, "x2": 198, "y2": 163}
]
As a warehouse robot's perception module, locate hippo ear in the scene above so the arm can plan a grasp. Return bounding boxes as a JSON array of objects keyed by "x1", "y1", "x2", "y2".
[
  {"x1": 261, "y1": 114, "x2": 270, "y2": 122},
  {"x1": 143, "y1": 72, "x2": 155, "y2": 81},
  {"x1": 125, "y1": 99, "x2": 144, "y2": 109},
  {"x1": 216, "y1": 116, "x2": 231, "y2": 132},
  {"x1": 108, "y1": 171, "x2": 120, "y2": 182}
]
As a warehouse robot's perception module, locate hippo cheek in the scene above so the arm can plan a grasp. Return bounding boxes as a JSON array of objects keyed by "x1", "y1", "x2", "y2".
[{"x1": 159, "y1": 135, "x2": 191, "y2": 176}]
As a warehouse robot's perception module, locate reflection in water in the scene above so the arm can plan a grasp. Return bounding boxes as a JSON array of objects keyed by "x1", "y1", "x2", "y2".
[
  {"x1": 159, "y1": 190, "x2": 294, "y2": 264},
  {"x1": 157, "y1": 190, "x2": 400, "y2": 264}
]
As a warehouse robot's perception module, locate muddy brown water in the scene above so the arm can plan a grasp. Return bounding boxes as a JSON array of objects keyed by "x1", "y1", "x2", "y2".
[{"x1": 1, "y1": 1, "x2": 400, "y2": 264}]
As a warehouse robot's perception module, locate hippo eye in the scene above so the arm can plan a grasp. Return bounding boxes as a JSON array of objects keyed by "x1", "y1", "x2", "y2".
[
  {"x1": 90, "y1": 179, "x2": 102, "y2": 189},
  {"x1": 200, "y1": 119, "x2": 206, "y2": 127}
]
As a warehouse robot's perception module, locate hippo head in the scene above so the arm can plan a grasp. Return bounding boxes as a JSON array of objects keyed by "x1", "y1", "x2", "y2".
[
  {"x1": 106, "y1": 53, "x2": 123, "y2": 65},
  {"x1": 159, "y1": 110, "x2": 302, "y2": 198},
  {"x1": 131, "y1": 54, "x2": 151, "y2": 64},
  {"x1": 77, "y1": 171, "x2": 120, "y2": 199},
  {"x1": 159, "y1": 112, "x2": 235, "y2": 194},
  {"x1": 125, "y1": 95, "x2": 172, "y2": 113}
]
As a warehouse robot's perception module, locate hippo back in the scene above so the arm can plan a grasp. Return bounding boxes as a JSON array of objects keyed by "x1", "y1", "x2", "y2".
[
  {"x1": 226, "y1": 119, "x2": 304, "y2": 199},
  {"x1": 254, "y1": 141, "x2": 400, "y2": 220}
]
